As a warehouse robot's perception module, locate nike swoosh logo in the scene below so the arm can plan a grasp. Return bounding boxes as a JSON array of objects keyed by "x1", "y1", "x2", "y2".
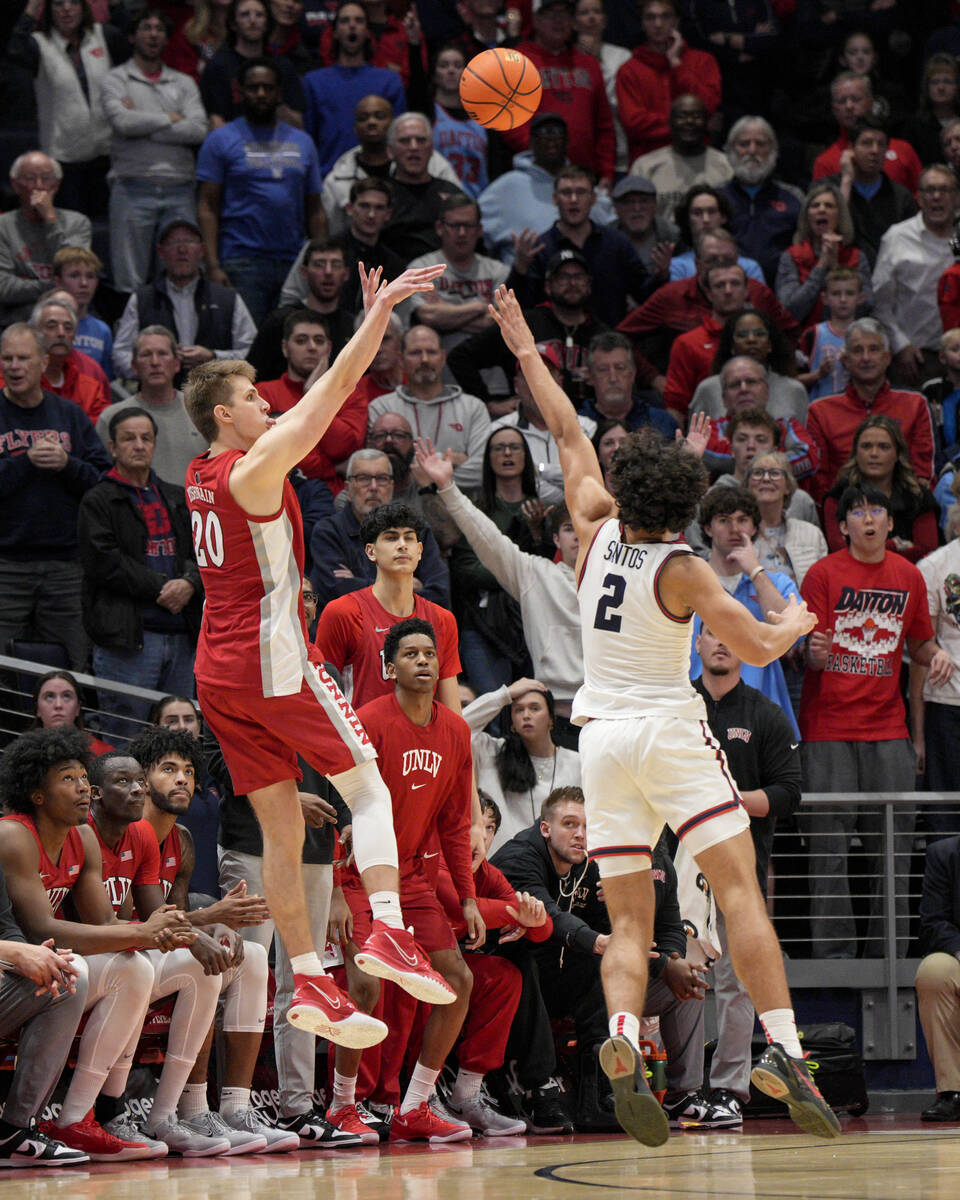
[
  {"x1": 305, "y1": 981, "x2": 340, "y2": 1009},
  {"x1": 422, "y1": 851, "x2": 439, "y2": 860},
  {"x1": 790, "y1": 743, "x2": 799, "y2": 750},
  {"x1": 384, "y1": 932, "x2": 420, "y2": 967},
  {"x1": 411, "y1": 783, "x2": 426, "y2": 790},
  {"x1": 375, "y1": 626, "x2": 390, "y2": 633}
]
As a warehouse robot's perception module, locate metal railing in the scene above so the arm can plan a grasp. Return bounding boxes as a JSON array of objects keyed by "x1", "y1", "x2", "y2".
[{"x1": 772, "y1": 792, "x2": 960, "y2": 1059}]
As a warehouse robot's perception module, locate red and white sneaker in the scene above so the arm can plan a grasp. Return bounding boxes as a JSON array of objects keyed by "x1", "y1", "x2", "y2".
[
  {"x1": 287, "y1": 973, "x2": 388, "y2": 1048},
  {"x1": 39, "y1": 1111, "x2": 155, "y2": 1161},
  {"x1": 354, "y1": 922, "x2": 457, "y2": 1005},
  {"x1": 326, "y1": 1104, "x2": 379, "y2": 1146},
  {"x1": 389, "y1": 1102, "x2": 473, "y2": 1144}
]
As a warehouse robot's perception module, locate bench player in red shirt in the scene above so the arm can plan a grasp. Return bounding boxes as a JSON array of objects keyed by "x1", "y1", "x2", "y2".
[
  {"x1": 0, "y1": 728, "x2": 195, "y2": 1161},
  {"x1": 349, "y1": 618, "x2": 483, "y2": 1143},
  {"x1": 183, "y1": 264, "x2": 456, "y2": 1050}
]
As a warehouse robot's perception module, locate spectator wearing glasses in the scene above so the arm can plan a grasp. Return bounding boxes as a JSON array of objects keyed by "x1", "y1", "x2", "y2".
[{"x1": 309, "y1": 448, "x2": 450, "y2": 609}]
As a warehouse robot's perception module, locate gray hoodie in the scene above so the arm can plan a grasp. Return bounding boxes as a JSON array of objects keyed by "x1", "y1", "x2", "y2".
[{"x1": 368, "y1": 385, "x2": 491, "y2": 490}]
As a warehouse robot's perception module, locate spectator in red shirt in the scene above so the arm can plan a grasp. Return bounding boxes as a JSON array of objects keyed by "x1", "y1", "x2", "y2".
[
  {"x1": 813, "y1": 73, "x2": 922, "y2": 196},
  {"x1": 664, "y1": 264, "x2": 748, "y2": 421},
  {"x1": 501, "y1": 0, "x2": 616, "y2": 186},
  {"x1": 799, "y1": 483, "x2": 951, "y2": 957},
  {"x1": 258, "y1": 310, "x2": 367, "y2": 495},
  {"x1": 29, "y1": 294, "x2": 110, "y2": 423},
  {"x1": 806, "y1": 318, "x2": 935, "y2": 504},
  {"x1": 615, "y1": 0, "x2": 720, "y2": 164}
]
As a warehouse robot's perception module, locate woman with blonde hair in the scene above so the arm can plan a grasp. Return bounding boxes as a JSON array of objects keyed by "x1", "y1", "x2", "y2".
[
  {"x1": 775, "y1": 182, "x2": 872, "y2": 329},
  {"x1": 165, "y1": 0, "x2": 231, "y2": 80}
]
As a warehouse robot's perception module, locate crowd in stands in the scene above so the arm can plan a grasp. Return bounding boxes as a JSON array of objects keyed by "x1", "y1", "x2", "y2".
[{"x1": 2, "y1": 0, "x2": 960, "y2": 1164}]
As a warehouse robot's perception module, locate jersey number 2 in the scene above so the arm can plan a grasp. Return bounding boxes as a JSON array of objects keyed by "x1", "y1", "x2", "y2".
[
  {"x1": 593, "y1": 573, "x2": 626, "y2": 632},
  {"x1": 191, "y1": 510, "x2": 225, "y2": 567}
]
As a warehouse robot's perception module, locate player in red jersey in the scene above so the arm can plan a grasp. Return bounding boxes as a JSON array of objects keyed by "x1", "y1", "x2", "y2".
[
  {"x1": 0, "y1": 729, "x2": 195, "y2": 1162},
  {"x1": 182, "y1": 262, "x2": 455, "y2": 1050},
  {"x1": 351, "y1": 618, "x2": 484, "y2": 1144},
  {"x1": 315, "y1": 500, "x2": 462, "y2": 711}
]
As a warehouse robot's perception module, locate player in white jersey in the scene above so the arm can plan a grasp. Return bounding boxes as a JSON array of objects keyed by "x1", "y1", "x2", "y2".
[{"x1": 484, "y1": 286, "x2": 840, "y2": 1147}]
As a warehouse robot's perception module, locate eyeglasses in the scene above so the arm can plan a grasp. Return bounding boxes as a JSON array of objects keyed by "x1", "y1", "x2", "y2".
[
  {"x1": 368, "y1": 429, "x2": 412, "y2": 443},
  {"x1": 442, "y1": 220, "x2": 479, "y2": 232},
  {"x1": 489, "y1": 442, "x2": 525, "y2": 454},
  {"x1": 750, "y1": 467, "x2": 785, "y2": 480},
  {"x1": 847, "y1": 505, "x2": 887, "y2": 520},
  {"x1": 347, "y1": 473, "x2": 393, "y2": 487},
  {"x1": 302, "y1": 591, "x2": 317, "y2": 603},
  {"x1": 919, "y1": 184, "x2": 956, "y2": 195}
]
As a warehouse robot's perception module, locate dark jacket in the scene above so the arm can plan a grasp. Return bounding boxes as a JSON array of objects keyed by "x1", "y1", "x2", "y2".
[
  {"x1": 491, "y1": 822, "x2": 686, "y2": 976},
  {"x1": 309, "y1": 502, "x2": 451, "y2": 610},
  {"x1": 720, "y1": 176, "x2": 804, "y2": 286},
  {"x1": 824, "y1": 171, "x2": 916, "y2": 268},
  {"x1": 135, "y1": 275, "x2": 238, "y2": 360},
  {"x1": 693, "y1": 676, "x2": 802, "y2": 891},
  {"x1": 77, "y1": 472, "x2": 202, "y2": 650},
  {"x1": 919, "y1": 835, "x2": 960, "y2": 959}
]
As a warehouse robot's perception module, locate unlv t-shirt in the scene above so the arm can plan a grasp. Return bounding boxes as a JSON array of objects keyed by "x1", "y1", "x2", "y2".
[
  {"x1": 800, "y1": 549, "x2": 934, "y2": 742},
  {"x1": 356, "y1": 693, "x2": 474, "y2": 900},
  {"x1": 89, "y1": 816, "x2": 161, "y2": 914},
  {"x1": 316, "y1": 587, "x2": 461, "y2": 709}
]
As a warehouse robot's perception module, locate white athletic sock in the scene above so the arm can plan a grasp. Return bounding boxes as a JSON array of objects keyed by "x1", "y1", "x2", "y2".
[
  {"x1": 178, "y1": 1083, "x2": 210, "y2": 1120},
  {"x1": 219, "y1": 1087, "x2": 250, "y2": 1118},
  {"x1": 331, "y1": 1070, "x2": 357, "y2": 1111},
  {"x1": 369, "y1": 891, "x2": 404, "y2": 931},
  {"x1": 759, "y1": 1009, "x2": 803, "y2": 1058},
  {"x1": 608, "y1": 1011, "x2": 641, "y2": 1048},
  {"x1": 399, "y1": 1061, "x2": 440, "y2": 1116},
  {"x1": 290, "y1": 952, "x2": 326, "y2": 977},
  {"x1": 451, "y1": 1068, "x2": 483, "y2": 1106},
  {"x1": 146, "y1": 1054, "x2": 198, "y2": 1128},
  {"x1": 57, "y1": 1067, "x2": 108, "y2": 1127}
]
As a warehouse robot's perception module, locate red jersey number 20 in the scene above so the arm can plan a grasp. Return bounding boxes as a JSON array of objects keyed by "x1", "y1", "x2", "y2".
[{"x1": 192, "y1": 510, "x2": 225, "y2": 568}]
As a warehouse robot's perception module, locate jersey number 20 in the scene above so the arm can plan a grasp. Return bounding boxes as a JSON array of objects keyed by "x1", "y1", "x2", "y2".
[
  {"x1": 593, "y1": 573, "x2": 626, "y2": 632},
  {"x1": 191, "y1": 510, "x2": 225, "y2": 567}
]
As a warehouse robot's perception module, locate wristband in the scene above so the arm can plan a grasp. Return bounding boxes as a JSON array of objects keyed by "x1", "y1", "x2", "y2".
[{"x1": 748, "y1": 565, "x2": 766, "y2": 582}]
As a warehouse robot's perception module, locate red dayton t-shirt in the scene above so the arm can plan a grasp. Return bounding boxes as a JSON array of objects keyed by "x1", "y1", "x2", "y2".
[
  {"x1": 800, "y1": 548, "x2": 934, "y2": 742},
  {"x1": 356, "y1": 693, "x2": 475, "y2": 901},
  {"x1": 315, "y1": 587, "x2": 461, "y2": 710},
  {"x1": 88, "y1": 815, "x2": 161, "y2": 914}
]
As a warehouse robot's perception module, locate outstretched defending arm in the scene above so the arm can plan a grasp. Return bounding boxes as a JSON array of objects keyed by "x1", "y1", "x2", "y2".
[
  {"x1": 489, "y1": 286, "x2": 613, "y2": 532},
  {"x1": 232, "y1": 264, "x2": 446, "y2": 509}
]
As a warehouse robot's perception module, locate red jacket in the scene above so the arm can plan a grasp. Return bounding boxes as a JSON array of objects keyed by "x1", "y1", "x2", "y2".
[
  {"x1": 938, "y1": 261, "x2": 960, "y2": 332},
  {"x1": 664, "y1": 316, "x2": 723, "y2": 418},
  {"x1": 616, "y1": 43, "x2": 722, "y2": 163},
  {"x1": 806, "y1": 380, "x2": 935, "y2": 503},
  {"x1": 258, "y1": 372, "x2": 368, "y2": 494},
  {"x1": 436, "y1": 858, "x2": 554, "y2": 943},
  {"x1": 813, "y1": 132, "x2": 922, "y2": 195},
  {"x1": 499, "y1": 42, "x2": 616, "y2": 180},
  {"x1": 41, "y1": 353, "x2": 110, "y2": 422}
]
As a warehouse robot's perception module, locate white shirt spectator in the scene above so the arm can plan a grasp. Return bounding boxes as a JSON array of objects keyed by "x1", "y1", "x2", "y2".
[{"x1": 872, "y1": 213, "x2": 954, "y2": 355}]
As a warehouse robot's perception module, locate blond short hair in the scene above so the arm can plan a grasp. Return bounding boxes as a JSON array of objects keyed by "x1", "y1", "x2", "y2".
[
  {"x1": 53, "y1": 246, "x2": 103, "y2": 275},
  {"x1": 184, "y1": 359, "x2": 256, "y2": 443}
]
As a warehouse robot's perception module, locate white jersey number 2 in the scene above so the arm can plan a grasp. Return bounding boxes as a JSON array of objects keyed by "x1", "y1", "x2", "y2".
[{"x1": 191, "y1": 510, "x2": 225, "y2": 567}]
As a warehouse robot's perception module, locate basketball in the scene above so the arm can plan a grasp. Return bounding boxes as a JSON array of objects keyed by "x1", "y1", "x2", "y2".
[{"x1": 459, "y1": 48, "x2": 543, "y2": 132}]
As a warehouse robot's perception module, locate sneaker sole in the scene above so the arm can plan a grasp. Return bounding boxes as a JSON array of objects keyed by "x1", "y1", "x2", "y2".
[
  {"x1": 87, "y1": 1145, "x2": 159, "y2": 1162},
  {"x1": 599, "y1": 1036, "x2": 670, "y2": 1148},
  {"x1": 220, "y1": 1136, "x2": 269, "y2": 1155},
  {"x1": 389, "y1": 1127, "x2": 473, "y2": 1144},
  {"x1": 257, "y1": 1132, "x2": 302, "y2": 1153},
  {"x1": 750, "y1": 1065, "x2": 842, "y2": 1139},
  {"x1": 353, "y1": 950, "x2": 457, "y2": 1005},
  {"x1": 164, "y1": 1140, "x2": 232, "y2": 1157},
  {"x1": 0, "y1": 1154, "x2": 90, "y2": 1168},
  {"x1": 286, "y1": 1004, "x2": 388, "y2": 1048}
]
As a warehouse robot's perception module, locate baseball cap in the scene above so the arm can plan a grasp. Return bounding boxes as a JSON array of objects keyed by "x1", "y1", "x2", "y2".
[
  {"x1": 613, "y1": 174, "x2": 657, "y2": 200},
  {"x1": 535, "y1": 341, "x2": 564, "y2": 371},
  {"x1": 530, "y1": 111, "x2": 568, "y2": 134},
  {"x1": 533, "y1": 0, "x2": 574, "y2": 11},
  {"x1": 158, "y1": 218, "x2": 202, "y2": 244},
  {"x1": 545, "y1": 248, "x2": 589, "y2": 278}
]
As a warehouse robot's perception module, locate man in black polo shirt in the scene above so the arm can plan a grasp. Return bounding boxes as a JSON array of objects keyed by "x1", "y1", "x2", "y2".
[{"x1": 694, "y1": 625, "x2": 802, "y2": 1126}]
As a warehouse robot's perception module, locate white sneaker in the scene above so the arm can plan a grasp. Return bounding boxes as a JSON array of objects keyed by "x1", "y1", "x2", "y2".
[
  {"x1": 446, "y1": 1093, "x2": 527, "y2": 1137},
  {"x1": 102, "y1": 1115, "x2": 168, "y2": 1159},
  {"x1": 221, "y1": 1108, "x2": 300, "y2": 1153},
  {"x1": 428, "y1": 1092, "x2": 471, "y2": 1132},
  {"x1": 146, "y1": 1115, "x2": 232, "y2": 1157},
  {"x1": 181, "y1": 1110, "x2": 266, "y2": 1155}
]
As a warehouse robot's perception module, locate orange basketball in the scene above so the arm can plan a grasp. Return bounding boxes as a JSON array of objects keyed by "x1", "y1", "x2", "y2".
[{"x1": 459, "y1": 48, "x2": 543, "y2": 132}]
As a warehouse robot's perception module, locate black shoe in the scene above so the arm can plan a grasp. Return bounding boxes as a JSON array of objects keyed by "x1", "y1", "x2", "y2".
[
  {"x1": 0, "y1": 1119, "x2": 90, "y2": 1168},
  {"x1": 599, "y1": 1036, "x2": 669, "y2": 1147},
  {"x1": 922, "y1": 1092, "x2": 960, "y2": 1122},
  {"x1": 528, "y1": 1082, "x2": 574, "y2": 1135},
  {"x1": 356, "y1": 1101, "x2": 392, "y2": 1142},
  {"x1": 751, "y1": 1043, "x2": 841, "y2": 1139},
  {"x1": 575, "y1": 1044, "x2": 621, "y2": 1132},
  {"x1": 709, "y1": 1089, "x2": 744, "y2": 1127},
  {"x1": 276, "y1": 1107, "x2": 364, "y2": 1148}
]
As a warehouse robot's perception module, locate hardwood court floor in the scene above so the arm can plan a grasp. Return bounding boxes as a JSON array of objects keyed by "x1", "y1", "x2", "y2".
[{"x1": 1, "y1": 1116, "x2": 958, "y2": 1200}]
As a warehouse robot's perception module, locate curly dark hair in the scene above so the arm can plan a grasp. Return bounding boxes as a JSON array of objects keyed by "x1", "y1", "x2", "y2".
[
  {"x1": 359, "y1": 502, "x2": 425, "y2": 546},
  {"x1": 495, "y1": 687, "x2": 557, "y2": 794},
  {"x1": 698, "y1": 485, "x2": 761, "y2": 546},
  {"x1": 0, "y1": 728, "x2": 91, "y2": 815},
  {"x1": 479, "y1": 791, "x2": 501, "y2": 831},
  {"x1": 608, "y1": 429, "x2": 708, "y2": 536},
  {"x1": 479, "y1": 429, "x2": 539, "y2": 515},
  {"x1": 127, "y1": 727, "x2": 204, "y2": 779},
  {"x1": 711, "y1": 311, "x2": 796, "y2": 377},
  {"x1": 382, "y1": 618, "x2": 436, "y2": 666}
]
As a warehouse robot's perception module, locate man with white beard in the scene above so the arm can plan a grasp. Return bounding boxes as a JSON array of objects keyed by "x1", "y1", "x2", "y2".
[{"x1": 719, "y1": 118, "x2": 804, "y2": 287}]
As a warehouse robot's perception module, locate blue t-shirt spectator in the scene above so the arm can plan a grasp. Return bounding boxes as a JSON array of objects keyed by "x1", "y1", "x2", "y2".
[
  {"x1": 75, "y1": 314, "x2": 114, "y2": 380},
  {"x1": 196, "y1": 118, "x2": 323, "y2": 261},
  {"x1": 302, "y1": 63, "x2": 405, "y2": 176}
]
